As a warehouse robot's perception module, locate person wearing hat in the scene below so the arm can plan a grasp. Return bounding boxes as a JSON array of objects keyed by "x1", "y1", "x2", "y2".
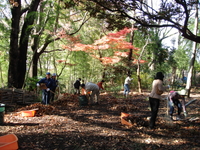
[
  {"x1": 50, "y1": 73, "x2": 58, "y2": 102},
  {"x1": 36, "y1": 72, "x2": 53, "y2": 105},
  {"x1": 149, "y1": 72, "x2": 168, "y2": 129},
  {"x1": 168, "y1": 89, "x2": 187, "y2": 120}
]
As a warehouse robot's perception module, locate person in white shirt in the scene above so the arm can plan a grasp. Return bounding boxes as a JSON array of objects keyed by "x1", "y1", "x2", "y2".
[
  {"x1": 123, "y1": 75, "x2": 133, "y2": 98},
  {"x1": 149, "y1": 72, "x2": 168, "y2": 129},
  {"x1": 81, "y1": 82, "x2": 100, "y2": 105}
]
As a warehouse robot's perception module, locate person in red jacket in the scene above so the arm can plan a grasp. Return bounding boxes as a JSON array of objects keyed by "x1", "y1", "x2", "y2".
[{"x1": 97, "y1": 80, "x2": 105, "y2": 90}]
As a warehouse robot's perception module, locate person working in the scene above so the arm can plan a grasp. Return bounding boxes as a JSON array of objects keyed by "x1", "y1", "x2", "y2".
[
  {"x1": 50, "y1": 73, "x2": 58, "y2": 102},
  {"x1": 81, "y1": 82, "x2": 100, "y2": 105},
  {"x1": 168, "y1": 90, "x2": 187, "y2": 120},
  {"x1": 124, "y1": 74, "x2": 133, "y2": 98},
  {"x1": 37, "y1": 72, "x2": 53, "y2": 105}
]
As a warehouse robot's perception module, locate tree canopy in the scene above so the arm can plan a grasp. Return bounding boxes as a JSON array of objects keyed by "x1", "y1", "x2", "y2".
[
  {"x1": 87, "y1": 0, "x2": 200, "y2": 43},
  {"x1": 0, "y1": 0, "x2": 199, "y2": 92}
]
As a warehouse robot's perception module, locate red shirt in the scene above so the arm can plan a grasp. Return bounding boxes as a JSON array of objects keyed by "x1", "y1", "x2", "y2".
[{"x1": 97, "y1": 82, "x2": 104, "y2": 90}]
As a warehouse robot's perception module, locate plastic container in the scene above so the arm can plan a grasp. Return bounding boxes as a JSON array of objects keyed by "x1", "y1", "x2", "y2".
[
  {"x1": 78, "y1": 95, "x2": 88, "y2": 106},
  {"x1": 0, "y1": 134, "x2": 18, "y2": 150},
  {"x1": 0, "y1": 104, "x2": 5, "y2": 112},
  {"x1": 21, "y1": 110, "x2": 36, "y2": 117},
  {"x1": 0, "y1": 104, "x2": 5, "y2": 124}
]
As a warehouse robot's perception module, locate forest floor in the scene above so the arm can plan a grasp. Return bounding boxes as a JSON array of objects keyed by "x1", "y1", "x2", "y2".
[{"x1": 0, "y1": 91, "x2": 200, "y2": 150}]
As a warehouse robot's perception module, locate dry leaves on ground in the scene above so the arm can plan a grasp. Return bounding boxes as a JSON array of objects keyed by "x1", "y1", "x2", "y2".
[{"x1": 0, "y1": 92, "x2": 200, "y2": 150}]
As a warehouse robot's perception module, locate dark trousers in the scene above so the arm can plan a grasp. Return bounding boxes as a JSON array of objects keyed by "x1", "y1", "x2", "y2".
[
  {"x1": 42, "y1": 90, "x2": 50, "y2": 105},
  {"x1": 149, "y1": 97, "x2": 160, "y2": 128},
  {"x1": 168, "y1": 99, "x2": 182, "y2": 116},
  {"x1": 74, "y1": 88, "x2": 80, "y2": 94},
  {"x1": 50, "y1": 89, "x2": 56, "y2": 102}
]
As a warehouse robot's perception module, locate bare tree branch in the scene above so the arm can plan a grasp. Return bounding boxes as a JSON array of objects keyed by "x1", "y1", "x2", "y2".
[
  {"x1": 88, "y1": 0, "x2": 200, "y2": 43},
  {"x1": 43, "y1": 49, "x2": 65, "y2": 53}
]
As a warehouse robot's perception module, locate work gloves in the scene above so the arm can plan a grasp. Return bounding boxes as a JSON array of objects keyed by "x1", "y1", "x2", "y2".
[
  {"x1": 170, "y1": 101, "x2": 174, "y2": 107},
  {"x1": 183, "y1": 111, "x2": 187, "y2": 117}
]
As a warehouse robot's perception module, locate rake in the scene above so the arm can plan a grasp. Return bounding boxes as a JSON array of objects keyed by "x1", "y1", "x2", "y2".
[{"x1": 39, "y1": 84, "x2": 55, "y2": 94}]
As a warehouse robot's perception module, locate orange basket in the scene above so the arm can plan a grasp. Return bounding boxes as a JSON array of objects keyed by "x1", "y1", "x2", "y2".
[
  {"x1": 21, "y1": 109, "x2": 37, "y2": 117},
  {"x1": 120, "y1": 112, "x2": 133, "y2": 126},
  {"x1": 0, "y1": 134, "x2": 18, "y2": 150}
]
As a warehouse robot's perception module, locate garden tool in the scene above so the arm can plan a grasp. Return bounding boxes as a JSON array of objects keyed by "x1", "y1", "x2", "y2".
[{"x1": 39, "y1": 84, "x2": 56, "y2": 94}]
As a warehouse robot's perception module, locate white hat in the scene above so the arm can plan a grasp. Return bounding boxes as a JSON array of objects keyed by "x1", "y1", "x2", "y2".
[
  {"x1": 177, "y1": 89, "x2": 187, "y2": 95},
  {"x1": 52, "y1": 73, "x2": 56, "y2": 76}
]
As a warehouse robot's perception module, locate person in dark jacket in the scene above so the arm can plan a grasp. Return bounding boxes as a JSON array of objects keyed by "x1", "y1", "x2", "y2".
[
  {"x1": 37, "y1": 72, "x2": 53, "y2": 105},
  {"x1": 50, "y1": 73, "x2": 58, "y2": 102},
  {"x1": 74, "y1": 78, "x2": 81, "y2": 94}
]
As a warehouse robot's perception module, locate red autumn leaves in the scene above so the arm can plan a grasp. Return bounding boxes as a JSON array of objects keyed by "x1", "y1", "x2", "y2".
[{"x1": 59, "y1": 28, "x2": 147, "y2": 65}]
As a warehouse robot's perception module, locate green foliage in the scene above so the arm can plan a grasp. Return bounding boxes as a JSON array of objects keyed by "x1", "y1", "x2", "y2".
[
  {"x1": 140, "y1": 73, "x2": 154, "y2": 89},
  {"x1": 106, "y1": 85, "x2": 122, "y2": 94},
  {"x1": 167, "y1": 48, "x2": 178, "y2": 68},
  {"x1": 173, "y1": 47, "x2": 189, "y2": 71},
  {"x1": 0, "y1": 15, "x2": 10, "y2": 87},
  {"x1": 130, "y1": 73, "x2": 153, "y2": 90},
  {"x1": 1, "y1": 0, "x2": 198, "y2": 93},
  {"x1": 24, "y1": 77, "x2": 39, "y2": 91}
]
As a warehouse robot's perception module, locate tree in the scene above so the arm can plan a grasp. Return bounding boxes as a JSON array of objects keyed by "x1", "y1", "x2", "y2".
[
  {"x1": 62, "y1": 27, "x2": 148, "y2": 89},
  {"x1": 186, "y1": 1, "x2": 199, "y2": 97},
  {"x1": 8, "y1": 0, "x2": 41, "y2": 88},
  {"x1": 87, "y1": 0, "x2": 200, "y2": 43},
  {"x1": 31, "y1": 0, "x2": 91, "y2": 77},
  {"x1": 136, "y1": 40, "x2": 149, "y2": 93},
  {"x1": 7, "y1": 0, "x2": 92, "y2": 88}
]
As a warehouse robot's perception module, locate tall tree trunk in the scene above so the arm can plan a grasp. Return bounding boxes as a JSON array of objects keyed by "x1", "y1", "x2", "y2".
[
  {"x1": 137, "y1": 62, "x2": 142, "y2": 93},
  {"x1": 8, "y1": 0, "x2": 41, "y2": 88},
  {"x1": 31, "y1": 1, "x2": 48, "y2": 77},
  {"x1": 171, "y1": 67, "x2": 177, "y2": 85},
  {"x1": 18, "y1": 0, "x2": 41, "y2": 88},
  {"x1": 31, "y1": 0, "x2": 61, "y2": 77},
  {"x1": 137, "y1": 40, "x2": 149, "y2": 93},
  {"x1": 8, "y1": 0, "x2": 21, "y2": 88},
  {"x1": 31, "y1": 33, "x2": 40, "y2": 77},
  {"x1": 127, "y1": 25, "x2": 134, "y2": 75},
  {"x1": 32, "y1": 52, "x2": 39, "y2": 77},
  {"x1": 186, "y1": 1, "x2": 198, "y2": 97}
]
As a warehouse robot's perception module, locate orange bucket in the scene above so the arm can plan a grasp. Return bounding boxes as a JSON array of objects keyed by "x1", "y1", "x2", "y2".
[
  {"x1": 21, "y1": 110, "x2": 36, "y2": 117},
  {"x1": 0, "y1": 134, "x2": 18, "y2": 150}
]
